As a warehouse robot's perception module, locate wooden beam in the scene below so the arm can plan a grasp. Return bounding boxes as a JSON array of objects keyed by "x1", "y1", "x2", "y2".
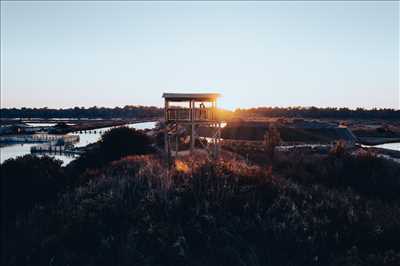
[
  {"x1": 164, "y1": 99, "x2": 170, "y2": 157},
  {"x1": 190, "y1": 100, "x2": 195, "y2": 153},
  {"x1": 175, "y1": 125, "x2": 178, "y2": 158}
]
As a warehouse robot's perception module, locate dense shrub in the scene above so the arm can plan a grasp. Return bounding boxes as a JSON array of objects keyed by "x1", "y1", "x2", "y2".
[
  {"x1": 8, "y1": 155, "x2": 400, "y2": 266},
  {"x1": 66, "y1": 127, "x2": 154, "y2": 179},
  {"x1": 274, "y1": 151, "x2": 400, "y2": 201},
  {"x1": 99, "y1": 127, "x2": 154, "y2": 161},
  {"x1": 225, "y1": 141, "x2": 400, "y2": 201},
  {"x1": 1, "y1": 155, "x2": 66, "y2": 266},
  {"x1": 1, "y1": 155, "x2": 66, "y2": 215}
]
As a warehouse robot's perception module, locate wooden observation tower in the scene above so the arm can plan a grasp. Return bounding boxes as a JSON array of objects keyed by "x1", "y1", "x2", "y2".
[{"x1": 163, "y1": 93, "x2": 221, "y2": 159}]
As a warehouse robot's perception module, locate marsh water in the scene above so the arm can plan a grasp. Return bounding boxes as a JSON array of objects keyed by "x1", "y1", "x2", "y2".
[
  {"x1": 373, "y1": 142, "x2": 400, "y2": 152},
  {"x1": 1, "y1": 121, "x2": 399, "y2": 165},
  {"x1": 0, "y1": 122, "x2": 157, "y2": 165}
]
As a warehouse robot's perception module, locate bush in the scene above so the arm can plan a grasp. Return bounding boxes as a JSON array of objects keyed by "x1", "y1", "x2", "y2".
[
  {"x1": 3, "y1": 139, "x2": 400, "y2": 266},
  {"x1": 99, "y1": 127, "x2": 153, "y2": 162},
  {"x1": 1, "y1": 155, "x2": 66, "y2": 266},
  {"x1": 225, "y1": 141, "x2": 400, "y2": 201},
  {"x1": 66, "y1": 127, "x2": 154, "y2": 178},
  {"x1": 9, "y1": 155, "x2": 400, "y2": 266},
  {"x1": 1, "y1": 155, "x2": 65, "y2": 215},
  {"x1": 274, "y1": 151, "x2": 400, "y2": 201}
]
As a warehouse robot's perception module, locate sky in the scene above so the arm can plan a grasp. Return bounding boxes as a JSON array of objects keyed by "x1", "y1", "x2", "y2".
[{"x1": 1, "y1": 1, "x2": 399, "y2": 110}]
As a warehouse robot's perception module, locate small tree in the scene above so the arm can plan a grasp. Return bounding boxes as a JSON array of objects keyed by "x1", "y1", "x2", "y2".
[
  {"x1": 67, "y1": 127, "x2": 154, "y2": 176},
  {"x1": 99, "y1": 126, "x2": 154, "y2": 162},
  {"x1": 264, "y1": 124, "x2": 281, "y2": 161}
]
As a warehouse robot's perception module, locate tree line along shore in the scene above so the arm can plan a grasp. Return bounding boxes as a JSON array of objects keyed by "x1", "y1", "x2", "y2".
[
  {"x1": 1, "y1": 106, "x2": 399, "y2": 120},
  {"x1": 2, "y1": 106, "x2": 400, "y2": 146}
]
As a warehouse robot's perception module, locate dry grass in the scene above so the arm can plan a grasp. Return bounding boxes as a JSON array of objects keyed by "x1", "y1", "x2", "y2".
[{"x1": 4, "y1": 144, "x2": 400, "y2": 266}]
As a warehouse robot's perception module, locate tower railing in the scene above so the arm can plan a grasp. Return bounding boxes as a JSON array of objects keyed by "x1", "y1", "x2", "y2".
[{"x1": 166, "y1": 107, "x2": 217, "y2": 122}]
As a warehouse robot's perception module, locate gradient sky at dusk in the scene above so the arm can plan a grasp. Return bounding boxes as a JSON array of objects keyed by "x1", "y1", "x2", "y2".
[{"x1": 1, "y1": 1, "x2": 398, "y2": 110}]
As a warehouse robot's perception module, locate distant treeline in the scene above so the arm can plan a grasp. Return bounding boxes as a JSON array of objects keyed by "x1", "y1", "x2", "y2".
[
  {"x1": 1, "y1": 106, "x2": 399, "y2": 120},
  {"x1": 234, "y1": 107, "x2": 400, "y2": 120},
  {"x1": 0, "y1": 106, "x2": 163, "y2": 119}
]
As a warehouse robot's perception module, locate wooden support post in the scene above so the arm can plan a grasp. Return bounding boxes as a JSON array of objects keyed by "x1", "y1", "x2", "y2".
[
  {"x1": 164, "y1": 128, "x2": 168, "y2": 155},
  {"x1": 168, "y1": 134, "x2": 171, "y2": 160},
  {"x1": 164, "y1": 99, "x2": 169, "y2": 156},
  {"x1": 190, "y1": 100, "x2": 195, "y2": 154},
  {"x1": 216, "y1": 122, "x2": 221, "y2": 158},
  {"x1": 191, "y1": 123, "x2": 195, "y2": 154},
  {"x1": 214, "y1": 123, "x2": 217, "y2": 159},
  {"x1": 175, "y1": 124, "x2": 178, "y2": 158},
  {"x1": 212, "y1": 100, "x2": 215, "y2": 120}
]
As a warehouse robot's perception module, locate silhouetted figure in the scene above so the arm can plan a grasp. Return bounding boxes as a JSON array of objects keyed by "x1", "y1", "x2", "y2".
[{"x1": 199, "y1": 103, "x2": 206, "y2": 120}]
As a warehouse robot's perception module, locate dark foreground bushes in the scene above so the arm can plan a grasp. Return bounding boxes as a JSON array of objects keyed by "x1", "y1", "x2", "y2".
[
  {"x1": 1, "y1": 155, "x2": 66, "y2": 214},
  {"x1": 4, "y1": 155, "x2": 400, "y2": 266},
  {"x1": 1, "y1": 156, "x2": 67, "y2": 266},
  {"x1": 274, "y1": 151, "x2": 400, "y2": 201},
  {"x1": 224, "y1": 142, "x2": 400, "y2": 201}
]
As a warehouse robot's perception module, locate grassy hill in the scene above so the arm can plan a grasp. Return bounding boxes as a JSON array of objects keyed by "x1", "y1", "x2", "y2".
[{"x1": 2, "y1": 128, "x2": 400, "y2": 266}]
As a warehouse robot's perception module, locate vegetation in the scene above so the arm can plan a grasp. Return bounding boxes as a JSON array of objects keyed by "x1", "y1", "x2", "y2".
[
  {"x1": 2, "y1": 106, "x2": 399, "y2": 121},
  {"x1": 224, "y1": 141, "x2": 400, "y2": 200},
  {"x1": 264, "y1": 125, "x2": 281, "y2": 160},
  {"x1": 220, "y1": 123, "x2": 345, "y2": 143},
  {"x1": 1, "y1": 155, "x2": 66, "y2": 215},
  {"x1": 0, "y1": 106, "x2": 163, "y2": 119},
  {"x1": 1, "y1": 156, "x2": 67, "y2": 266},
  {"x1": 67, "y1": 126, "x2": 154, "y2": 180},
  {"x1": 234, "y1": 106, "x2": 400, "y2": 120},
  {"x1": 1, "y1": 127, "x2": 400, "y2": 266}
]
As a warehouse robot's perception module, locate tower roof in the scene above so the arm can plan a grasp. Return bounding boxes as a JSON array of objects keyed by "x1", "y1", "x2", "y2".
[{"x1": 162, "y1": 93, "x2": 220, "y2": 101}]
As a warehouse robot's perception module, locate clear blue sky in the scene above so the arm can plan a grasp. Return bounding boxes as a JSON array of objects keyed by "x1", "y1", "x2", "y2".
[{"x1": 1, "y1": 1, "x2": 398, "y2": 110}]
